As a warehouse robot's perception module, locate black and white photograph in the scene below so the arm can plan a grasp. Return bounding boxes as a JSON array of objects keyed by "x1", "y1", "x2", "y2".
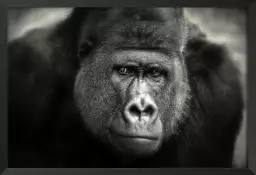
[{"x1": 8, "y1": 7, "x2": 247, "y2": 168}]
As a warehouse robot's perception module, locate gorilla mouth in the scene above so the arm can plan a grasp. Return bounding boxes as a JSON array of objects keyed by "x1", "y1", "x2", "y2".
[
  {"x1": 110, "y1": 129, "x2": 159, "y2": 141},
  {"x1": 109, "y1": 128, "x2": 161, "y2": 156}
]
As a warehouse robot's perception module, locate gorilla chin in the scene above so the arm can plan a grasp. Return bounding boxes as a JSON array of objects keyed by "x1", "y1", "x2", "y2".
[{"x1": 109, "y1": 130, "x2": 163, "y2": 157}]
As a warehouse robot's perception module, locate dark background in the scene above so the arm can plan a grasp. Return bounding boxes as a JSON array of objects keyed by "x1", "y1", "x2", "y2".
[{"x1": 6, "y1": 7, "x2": 247, "y2": 168}]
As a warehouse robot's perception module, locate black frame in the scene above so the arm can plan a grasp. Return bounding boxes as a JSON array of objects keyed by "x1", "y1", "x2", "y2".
[{"x1": 1, "y1": 0, "x2": 255, "y2": 174}]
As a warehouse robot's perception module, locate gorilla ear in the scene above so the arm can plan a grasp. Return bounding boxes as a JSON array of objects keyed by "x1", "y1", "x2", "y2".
[{"x1": 77, "y1": 38, "x2": 95, "y2": 59}]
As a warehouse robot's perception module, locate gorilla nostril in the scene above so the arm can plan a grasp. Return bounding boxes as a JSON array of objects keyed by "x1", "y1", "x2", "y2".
[
  {"x1": 129, "y1": 104, "x2": 141, "y2": 117},
  {"x1": 129, "y1": 103, "x2": 155, "y2": 118},
  {"x1": 143, "y1": 105, "x2": 154, "y2": 116}
]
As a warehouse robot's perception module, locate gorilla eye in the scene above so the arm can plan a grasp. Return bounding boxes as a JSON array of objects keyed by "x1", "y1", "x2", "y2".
[
  {"x1": 119, "y1": 67, "x2": 128, "y2": 75},
  {"x1": 114, "y1": 66, "x2": 135, "y2": 76},
  {"x1": 148, "y1": 67, "x2": 163, "y2": 78}
]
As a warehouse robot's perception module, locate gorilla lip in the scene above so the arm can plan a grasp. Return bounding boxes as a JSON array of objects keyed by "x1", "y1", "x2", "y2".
[{"x1": 110, "y1": 129, "x2": 158, "y2": 141}]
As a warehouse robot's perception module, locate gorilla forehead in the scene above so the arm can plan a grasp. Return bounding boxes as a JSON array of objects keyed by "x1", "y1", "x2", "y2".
[
  {"x1": 79, "y1": 8, "x2": 185, "y2": 52},
  {"x1": 107, "y1": 8, "x2": 183, "y2": 22}
]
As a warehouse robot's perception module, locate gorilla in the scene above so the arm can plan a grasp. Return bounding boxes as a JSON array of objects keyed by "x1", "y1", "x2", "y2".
[{"x1": 8, "y1": 8, "x2": 244, "y2": 168}]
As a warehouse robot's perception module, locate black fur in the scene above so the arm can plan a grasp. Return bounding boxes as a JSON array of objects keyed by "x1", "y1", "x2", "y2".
[{"x1": 8, "y1": 8, "x2": 243, "y2": 168}]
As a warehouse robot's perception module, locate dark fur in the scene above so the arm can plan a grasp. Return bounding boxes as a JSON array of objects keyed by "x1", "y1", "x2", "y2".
[{"x1": 8, "y1": 8, "x2": 243, "y2": 167}]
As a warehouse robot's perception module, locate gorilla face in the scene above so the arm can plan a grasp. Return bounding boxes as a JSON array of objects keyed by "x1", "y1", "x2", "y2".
[{"x1": 74, "y1": 17, "x2": 190, "y2": 157}]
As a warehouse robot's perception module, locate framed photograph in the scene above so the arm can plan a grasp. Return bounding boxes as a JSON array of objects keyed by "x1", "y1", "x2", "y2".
[{"x1": 1, "y1": 0, "x2": 254, "y2": 174}]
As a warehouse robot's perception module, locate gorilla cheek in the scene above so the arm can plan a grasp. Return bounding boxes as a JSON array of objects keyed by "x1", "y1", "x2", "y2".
[
  {"x1": 74, "y1": 67, "x2": 115, "y2": 137},
  {"x1": 156, "y1": 87, "x2": 179, "y2": 138}
]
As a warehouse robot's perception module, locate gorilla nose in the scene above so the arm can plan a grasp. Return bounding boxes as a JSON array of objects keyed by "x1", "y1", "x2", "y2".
[{"x1": 124, "y1": 94, "x2": 158, "y2": 123}]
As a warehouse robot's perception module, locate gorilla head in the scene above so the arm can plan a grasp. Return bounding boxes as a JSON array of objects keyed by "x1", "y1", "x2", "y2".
[{"x1": 74, "y1": 8, "x2": 191, "y2": 157}]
